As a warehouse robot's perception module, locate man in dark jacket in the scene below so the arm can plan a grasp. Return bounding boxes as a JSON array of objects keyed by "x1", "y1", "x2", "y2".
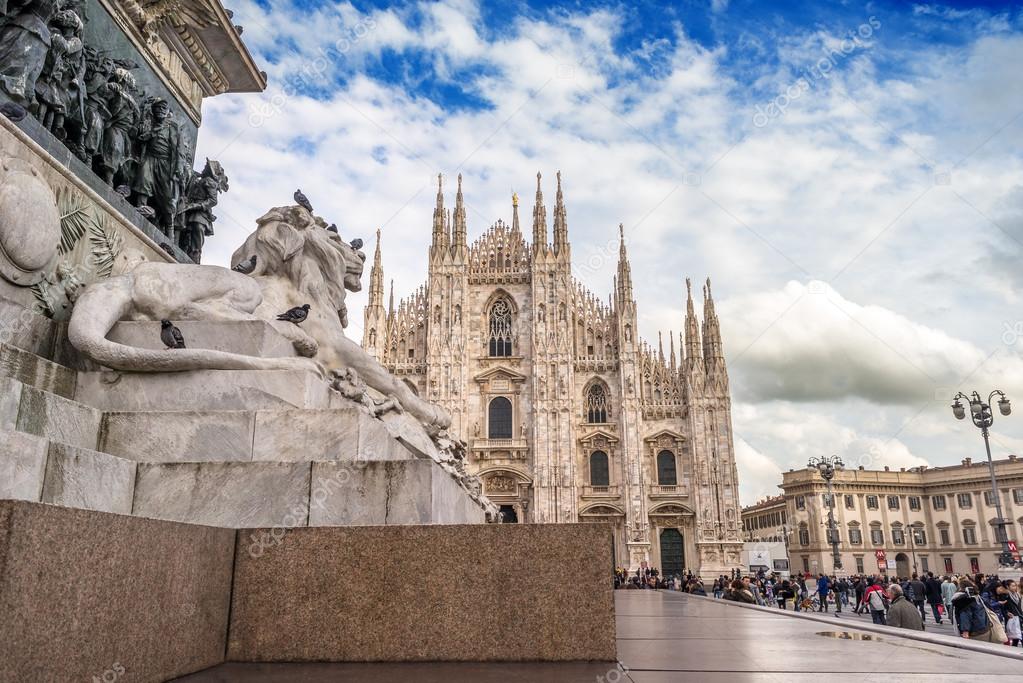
[
  {"x1": 909, "y1": 574, "x2": 928, "y2": 622},
  {"x1": 817, "y1": 574, "x2": 831, "y2": 612},
  {"x1": 924, "y1": 572, "x2": 944, "y2": 624}
]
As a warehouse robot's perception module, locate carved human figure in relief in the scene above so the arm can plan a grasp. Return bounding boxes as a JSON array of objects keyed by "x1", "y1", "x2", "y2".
[
  {"x1": 133, "y1": 98, "x2": 182, "y2": 232},
  {"x1": 176, "y1": 158, "x2": 228, "y2": 262},
  {"x1": 0, "y1": 0, "x2": 59, "y2": 106},
  {"x1": 32, "y1": 8, "x2": 83, "y2": 136},
  {"x1": 96, "y1": 67, "x2": 138, "y2": 185}
]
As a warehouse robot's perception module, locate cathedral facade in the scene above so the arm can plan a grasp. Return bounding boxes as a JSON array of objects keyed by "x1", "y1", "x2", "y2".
[{"x1": 362, "y1": 172, "x2": 743, "y2": 577}]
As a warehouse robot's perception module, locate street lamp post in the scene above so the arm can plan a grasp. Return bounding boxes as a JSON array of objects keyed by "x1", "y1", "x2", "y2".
[
  {"x1": 951, "y1": 390, "x2": 1014, "y2": 568},
  {"x1": 809, "y1": 455, "x2": 845, "y2": 572},
  {"x1": 778, "y1": 523, "x2": 792, "y2": 577},
  {"x1": 908, "y1": 526, "x2": 921, "y2": 575}
]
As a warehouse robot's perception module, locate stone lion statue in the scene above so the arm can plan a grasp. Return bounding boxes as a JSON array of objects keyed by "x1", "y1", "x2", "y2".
[{"x1": 68, "y1": 203, "x2": 451, "y2": 432}]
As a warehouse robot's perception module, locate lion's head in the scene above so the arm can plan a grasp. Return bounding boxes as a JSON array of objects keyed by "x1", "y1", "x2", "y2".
[{"x1": 231, "y1": 205, "x2": 365, "y2": 327}]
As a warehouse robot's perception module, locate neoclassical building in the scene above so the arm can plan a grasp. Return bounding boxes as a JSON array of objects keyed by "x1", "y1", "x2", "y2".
[
  {"x1": 770, "y1": 457, "x2": 1023, "y2": 577},
  {"x1": 362, "y1": 173, "x2": 743, "y2": 576}
]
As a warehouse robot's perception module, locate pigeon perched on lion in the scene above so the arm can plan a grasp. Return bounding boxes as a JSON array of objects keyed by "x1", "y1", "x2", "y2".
[{"x1": 68, "y1": 203, "x2": 451, "y2": 432}]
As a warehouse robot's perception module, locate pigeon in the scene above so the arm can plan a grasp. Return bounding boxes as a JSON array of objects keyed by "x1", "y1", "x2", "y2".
[
  {"x1": 349, "y1": 238, "x2": 364, "y2": 250},
  {"x1": 0, "y1": 101, "x2": 28, "y2": 122},
  {"x1": 326, "y1": 224, "x2": 338, "y2": 233},
  {"x1": 293, "y1": 189, "x2": 313, "y2": 213},
  {"x1": 159, "y1": 242, "x2": 175, "y2": 257},
  {"x1": 276, "y1": 304, "x2": 310, "y2": 324},
  {"x1": 160, "y1": 320, "x2": 186, "y2": 349},
  {"x1": 232, "y1": 255, "x2": 257, "y2": 274}
]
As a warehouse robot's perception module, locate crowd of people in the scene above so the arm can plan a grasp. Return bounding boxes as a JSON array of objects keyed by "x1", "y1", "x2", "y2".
[{"x1": 615, "y1": 566, "x2": 1023, "y2": 645}]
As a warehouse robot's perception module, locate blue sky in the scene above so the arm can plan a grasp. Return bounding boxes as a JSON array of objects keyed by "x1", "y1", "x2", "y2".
[{"x1": 197, "y1": 0, "x2": 1023, "y2": 503}]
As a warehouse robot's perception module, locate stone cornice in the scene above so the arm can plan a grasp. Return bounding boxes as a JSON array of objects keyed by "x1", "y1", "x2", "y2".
[{"x1": 99, "y1": 0, "x2": 266, "y2": 123}]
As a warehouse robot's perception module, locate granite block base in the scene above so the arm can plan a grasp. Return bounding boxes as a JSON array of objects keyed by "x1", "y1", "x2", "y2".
[{"x1": 227, "y1": 523, "x2": 616, "y2": 662}]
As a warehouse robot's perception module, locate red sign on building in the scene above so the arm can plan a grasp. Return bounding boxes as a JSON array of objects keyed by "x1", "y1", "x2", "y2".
[
  {"x1": 875, "y1": 549, "x2": 887, "y2": 571},
  {"x1": 1009, "y1": 540, "x2": 1021, "y2": 562}
]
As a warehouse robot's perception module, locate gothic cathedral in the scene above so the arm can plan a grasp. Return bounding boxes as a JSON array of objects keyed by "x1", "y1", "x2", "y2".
[{"x1": 362, "y1": 172, "x2": 742, "y2": 577}]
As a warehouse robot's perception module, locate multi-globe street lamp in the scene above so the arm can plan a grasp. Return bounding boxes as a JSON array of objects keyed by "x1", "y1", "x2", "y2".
[
  {"x1": 951, "y1": 390, "x2": 1015, "y2": 568},
  {"x1": 809, "y1": 455, "x2": 845, "y2": 572}
]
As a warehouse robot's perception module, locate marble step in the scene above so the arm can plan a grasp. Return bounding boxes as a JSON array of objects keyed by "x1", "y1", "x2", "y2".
[
  {"x1": 131, "y1": 459, "x2": 485, "y2": 530},
  {"x1": 0, "y1": 342, "x2": 76, "y2": 398},
  {"x1": 107, "y1": 320, "x2": 300, "y2": 359},
  {"x1": 98, "y1": 408, "x2": 412, "y2": 463},
  {"x1": 0, "y1": 430, "x2": 135, "y2": 515},
  {"x1": 75, "y1": 368, "x2": 330, "y2": 411},
  {"x1": 12, "y1": 379, "x2": 102, "y2": 451}
]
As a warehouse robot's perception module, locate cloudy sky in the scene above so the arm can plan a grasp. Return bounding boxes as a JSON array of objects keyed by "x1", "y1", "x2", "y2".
[{"x1": 195, "y1": 0, "x2": 1023, "y2": 505}]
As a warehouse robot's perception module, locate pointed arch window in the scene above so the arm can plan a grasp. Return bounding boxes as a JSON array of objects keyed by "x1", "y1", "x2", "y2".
[
  {"x1": 657, "y1": 450, "x2": 677, "y2": 486},
  {"x1": 586, "y1": 383, "x2": 610, "y2": 423},
  {"x1": 488, "y1": 298, "x2": 513, "y2": 357},
  {"x1": 488, "y1": 397, "x2": 513, "y2": 439},
  {"x1": 590, "y1": 451, "x2": 610, "y2": 486}
]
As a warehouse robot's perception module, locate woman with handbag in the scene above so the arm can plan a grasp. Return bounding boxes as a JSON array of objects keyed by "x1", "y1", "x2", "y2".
[
  {"x1": 953, "y1": 579, "x2": 1006, "y2": 644},
  {"x1": 999, "y1": 580, "x2": 1023, "y2": 647}
]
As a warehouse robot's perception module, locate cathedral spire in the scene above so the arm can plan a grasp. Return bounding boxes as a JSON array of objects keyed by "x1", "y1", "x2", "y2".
[
  {"x1": 532, "y1": 171, "x2": 547, "y2": 251},
  {"x1": 616, "y1": 223, "x2": 634, "y2": 302},
  {"x1": 368, "y1": 228, "x2": 384, "y2": 304},
  {"x1": 388, "y1": 279, "x2": 395, "y2": 319},
  {"x1": 452, "y1": 173, "x2": 466, "y2": 249},
  {"x1": 669, "y1": 330, "x2": 677, "y2": 371},
  {"x1": 658, "y1": 330, "x2": 665, "y2": 362},
  {"x1": 553, "y1": 170, "x2": 568, "y2": 254},
  {"x1": 703, "y1": 277, "x2": 725, "y2": 373},
  {"x1": 684, "y1": 277, "x2": 703, "y2": 369},
  {"x1": 431, "y1": 173, "x2": 447, "y2": 250}
]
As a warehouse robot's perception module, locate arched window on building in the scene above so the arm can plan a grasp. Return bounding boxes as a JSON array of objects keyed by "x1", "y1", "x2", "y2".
[
  {"x1": 488, "y1": 396, "x2": 513, "y2": 439},
  {"x1": 488, "y1": 298, "x2": 513, "y2": 357},
  {"x1": 590, "y1": 451, "x2": 610, "y2": 487},
  {"x1": 586, "y1": 383, "x2": 609, "y2": 423},
  {"x1": 657, "y1": 450, "x2": 677, "y2": 486}
]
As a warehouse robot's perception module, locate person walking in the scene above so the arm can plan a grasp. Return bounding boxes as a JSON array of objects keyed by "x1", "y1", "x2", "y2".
[
  {"x1": 853, "y1": 576, "x2": 866, "y2": 614},
  {"x1": 942, "y1": 575, "x2": 957, "y2": 623},
  {"x1": 924, "y1": 572, "x2": 944, "y2": 625},
  {"x1": 886, "y1": 585, "x2": 924, "y2": 631},
  {"x1": 864, "y1": 577, "x2": 888, "y2": 625},
  {"x1": 837, "y1": 576, "x2": 850, "y2": 610},
  {"x1": 997, "y1": 580, "x2": 1022, "y2": 647},
  {"x1": 817, "y1": 574, "x2": 831, "y2": 613},
  {"x1": 909, "y1": 574, "x2": 928, "y2": 623}
]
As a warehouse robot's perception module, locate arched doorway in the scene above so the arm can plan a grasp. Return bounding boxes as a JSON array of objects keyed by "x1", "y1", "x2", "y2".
[
  {"x1": 659, "y1": 528, "x2": 685, "y2": 578},
  {"x1": 895, "y1": 553, "x2": 910, "y2": 578}
]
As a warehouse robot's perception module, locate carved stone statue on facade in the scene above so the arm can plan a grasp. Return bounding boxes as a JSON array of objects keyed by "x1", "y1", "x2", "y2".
[
  {"x1": 0, "y1": 0, "x2": 59, "y2": 106},
  {"x1": 176, "y1": 157, "x2": 227, "y2": 262},
  {"x1": 132, "y1": 98, "x2": 181, "y2": 232}
]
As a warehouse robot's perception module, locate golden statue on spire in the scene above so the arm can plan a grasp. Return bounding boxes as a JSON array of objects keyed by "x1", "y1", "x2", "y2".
[{"x1": 512, "y1": 191, "x2": 519, "y2": 207}]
